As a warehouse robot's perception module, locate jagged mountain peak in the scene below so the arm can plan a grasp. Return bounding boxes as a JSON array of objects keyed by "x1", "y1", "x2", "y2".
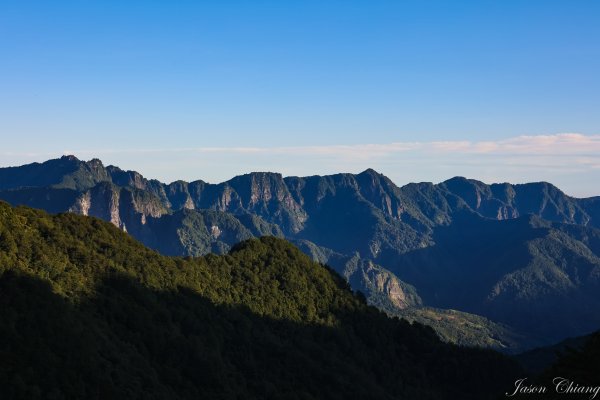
[
  {"x1": 357, "y1": 167, "x2": 382, "y2": 176},
  {"x1": 227, "y1": 171, "x2": 288, "y2": 198},
  {"x1": 356, "y1": 168, "x2": 394, "y2": 187},
  {"x1": 0, "y1": 155, "x2": 110, "y2": 191},
  {"x1": 441, "y1": 176, "x2": 489, "y2": 190},
  {"x1": 86, "y1": 157, "x2": 104, "y2": 166},
  {"x1": 226, "y1": 172, "x2": 287, "y2": 194},
  {"x1": 60, "y1": 154, "x2": 80, "y2": 162},
  {"x1": 234, "y1": 171, "x2": 284, "y2": 179},
  {"x1": 513, "y1": 180, "x2": 565, "y2": 195}
]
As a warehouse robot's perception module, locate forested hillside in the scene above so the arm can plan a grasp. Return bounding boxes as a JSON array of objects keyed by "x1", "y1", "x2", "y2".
[{"x1": 0, "y1": 202, "x2": 518, "y2": 399}]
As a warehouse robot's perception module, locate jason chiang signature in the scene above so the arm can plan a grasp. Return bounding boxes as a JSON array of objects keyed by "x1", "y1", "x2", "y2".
[{"x1": 506, "y1": 377, "x2": 600, "y2": 399}]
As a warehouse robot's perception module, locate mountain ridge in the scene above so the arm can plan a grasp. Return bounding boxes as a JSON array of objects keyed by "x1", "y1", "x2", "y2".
[{"x1": 2, "y1": 155, "x2": 600, "y2": 352}]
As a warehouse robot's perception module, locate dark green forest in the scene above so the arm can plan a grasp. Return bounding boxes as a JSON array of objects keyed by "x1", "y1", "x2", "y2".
[{"x1": 0, "y1": 201, "x2": 525, "y2": 399}]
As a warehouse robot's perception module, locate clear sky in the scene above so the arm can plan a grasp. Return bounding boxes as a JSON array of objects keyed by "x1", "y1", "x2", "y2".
[{"x1": 1, "y1": 1, "x2": 599, "y2": 196}]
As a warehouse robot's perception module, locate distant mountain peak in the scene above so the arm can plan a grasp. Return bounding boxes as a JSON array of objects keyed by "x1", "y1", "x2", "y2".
[
  {"x1": 60, "y1": 154, "x2": 80, "y2": 162},
  {"x1": 358, "y1": 168, "x2": 381, "y2": 176},
  {"x1": 87, "y1": 158, "x2": 104, "y2": 166},
  {"x1": 233, "y1": 171, "x2": 284, "y2": 180},
  {"x1": 443, "y1": 176, "x2": 470, "y2": 183}
]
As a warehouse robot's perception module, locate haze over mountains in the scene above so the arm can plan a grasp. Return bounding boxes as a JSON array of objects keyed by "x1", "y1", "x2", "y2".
[{"x1": 2, "y1": 155, "x2": 600, "y2": 352}]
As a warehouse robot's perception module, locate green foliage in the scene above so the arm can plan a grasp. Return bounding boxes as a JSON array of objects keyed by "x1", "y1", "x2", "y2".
[
  {"x1": 0, "y1": 202, "x2": 520, "y2": 399},
  {"x1": 143, "y1": 209, "x2": 256, "y2": 257},
  {"x1": 395, "y1": 307, "x2": 525, "y2": 352}
]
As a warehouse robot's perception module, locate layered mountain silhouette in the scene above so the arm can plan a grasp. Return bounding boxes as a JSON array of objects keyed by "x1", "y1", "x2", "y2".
[{"x1": 2, "y1": 155, "x2": 600, "y2": 351}]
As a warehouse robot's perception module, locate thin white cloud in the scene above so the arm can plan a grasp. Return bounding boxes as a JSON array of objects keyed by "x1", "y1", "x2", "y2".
[{"x1": 61, "y1": 133, "x2": 600, "y2": 160}]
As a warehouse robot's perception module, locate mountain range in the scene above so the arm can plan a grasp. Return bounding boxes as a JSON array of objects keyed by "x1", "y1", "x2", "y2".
[{"x1": 2, "y1": 155, "x2": 600, "y2": 351}]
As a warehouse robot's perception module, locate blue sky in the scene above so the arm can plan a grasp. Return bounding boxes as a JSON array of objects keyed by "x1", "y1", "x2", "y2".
[{"x1": 1, "y1": 1, "x2": 599, "y2": 195}]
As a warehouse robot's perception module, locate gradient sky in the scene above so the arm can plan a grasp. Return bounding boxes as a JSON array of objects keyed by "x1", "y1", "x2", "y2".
[{"x1": 1, "y1": 1, "x2": 599, "y2": 196}]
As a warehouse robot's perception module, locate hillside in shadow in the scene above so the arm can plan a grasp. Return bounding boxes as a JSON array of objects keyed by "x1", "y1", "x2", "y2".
[{"x1": 0, "y1": 202, "x2": 521, "y2": 399}]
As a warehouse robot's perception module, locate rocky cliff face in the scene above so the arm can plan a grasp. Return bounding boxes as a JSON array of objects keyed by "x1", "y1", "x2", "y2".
[
  {"x1": 345, "y1": 256, "x2": 422, "y2": 310},
  {"x1": 69, "y1": 182, "x2": 123, "y2": 228},
  {"x1": 68, "y1": 182, "x2": 169, "y2": 232}
]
